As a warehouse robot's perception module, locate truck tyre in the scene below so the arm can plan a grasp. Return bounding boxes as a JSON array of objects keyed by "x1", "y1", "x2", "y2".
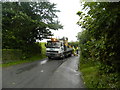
[
  {"x1": 69, "y1": 52, "x2": 72, "y2": 57},
  {"x1": 65, "y1": 54, "x2": 67, "y2": 58},
  {"x1": 61, "y1": 54, "x2": 65, "y2": 59},
  {"x1": 48, "y1": 57, "x2": 51, "y2": 60}
]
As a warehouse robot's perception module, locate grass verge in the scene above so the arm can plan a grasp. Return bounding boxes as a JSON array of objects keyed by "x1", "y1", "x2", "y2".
[
  {"x1": 79, "y1": 60, "x2": 120, "y2": 88},
  {"x1": 1, "y1": 54, "x2": 47, "y2": 67},
  {"x1": 80, "y1": 61, "x2": 99, "y2": 88}
]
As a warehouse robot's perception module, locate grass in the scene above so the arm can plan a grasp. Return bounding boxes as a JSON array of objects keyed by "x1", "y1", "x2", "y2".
[
  {"x1": 80, "y1": 61, "x2": 99, "y2": 88},
  {"x1": 79, "y1": 60, "x2": 120, "y2": 88},
  {"x1": 1, "y1": 42, "x2": 47, "y2": 67},
  {"x1": 40, "y1": 42, "x2": 46, "y2": 56},
  {"x1": 1, "y1": 54, "x2": 46, "y2": 67}
]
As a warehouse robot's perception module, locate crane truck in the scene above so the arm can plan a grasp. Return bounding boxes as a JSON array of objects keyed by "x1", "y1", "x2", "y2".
[{"x1": 45, "y1": 37, "x2": 73, "y2": 59}]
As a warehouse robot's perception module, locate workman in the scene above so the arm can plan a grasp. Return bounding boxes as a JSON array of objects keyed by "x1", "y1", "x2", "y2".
[
  {"x1": 72, "y1": 46, "x2": 76, "y2": 56},
  {"x1": 76, "y1": 46, "x2": 79, "y2": 54}
]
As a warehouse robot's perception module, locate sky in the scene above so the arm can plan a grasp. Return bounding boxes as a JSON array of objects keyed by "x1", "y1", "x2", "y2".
[{"x1": 41, "y1": 0, "x2": 83, "y2": 42}]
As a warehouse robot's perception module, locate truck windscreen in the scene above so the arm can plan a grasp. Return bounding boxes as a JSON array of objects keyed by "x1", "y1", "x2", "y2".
[{"x1": 47, "y1": 41, "x2": 60, "y2": 48}]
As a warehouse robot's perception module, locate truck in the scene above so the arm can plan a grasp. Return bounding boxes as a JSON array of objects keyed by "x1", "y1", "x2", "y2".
[{"x1": 45, "y1": 37, "x2": 73, "y2": 59}]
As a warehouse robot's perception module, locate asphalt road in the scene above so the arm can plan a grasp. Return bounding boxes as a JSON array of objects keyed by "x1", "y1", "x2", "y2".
[{"x1": 2, "y1": 56, "x2": 85, "y2": 88}]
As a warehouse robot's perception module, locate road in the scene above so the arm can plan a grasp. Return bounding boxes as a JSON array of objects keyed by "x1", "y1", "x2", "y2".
[{"x1": 2, "y1": 56, "x2": 85, "y2": 88}]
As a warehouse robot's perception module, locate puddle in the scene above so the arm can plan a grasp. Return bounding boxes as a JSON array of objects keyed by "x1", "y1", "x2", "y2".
[
  {"x1": 75, "y1": 73, "x2": 80, "y2": 75},
  {"x1": 40, "y1": 60, "x2": 48, "y2": 65},
  {"x1": 12, "y1": 82, "x2": 16, "y2": 85},
  {"x1": 40, "y1": 70, "x2": 44, "y2": 72},
  {"x1": 16, "y1": 64, "x2": 37, "y2": 74}
]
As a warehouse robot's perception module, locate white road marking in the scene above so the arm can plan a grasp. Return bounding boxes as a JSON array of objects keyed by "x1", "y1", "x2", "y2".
[
  {"x1": 12, "y1": 82, "x2": 15, "y2": 85},
  {"x1": 67, "y1": 67, "x2": 77, "y2": 72},
  {"x1": 41, "y1": 70, "x2": 44, "y2": 72},
  {"x1": 75, "y1": 74, "x2": 80, "y2": 75},
  {"x1": 40, "y1": 59, "x2": 48, "y2": 65}
]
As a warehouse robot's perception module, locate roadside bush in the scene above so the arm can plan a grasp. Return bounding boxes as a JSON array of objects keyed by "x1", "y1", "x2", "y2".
[
  {"x1": 2, "y1": 42, "x2": 42, "y2": 63},
  {"x1": 77, "y1": 2, "x2": 120, "y2": 88},
  {"x1": 2, "y1": 49, "x2": 23, "y2": 63}
]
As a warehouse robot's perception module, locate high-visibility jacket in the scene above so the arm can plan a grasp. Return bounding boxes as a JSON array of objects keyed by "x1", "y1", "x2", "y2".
[
  {"x1": 76, "y1": 47, "x2": 78, "y2": 50},
  {"x1": 73, "y1": 47, "x2": 75, "y2": 50}
]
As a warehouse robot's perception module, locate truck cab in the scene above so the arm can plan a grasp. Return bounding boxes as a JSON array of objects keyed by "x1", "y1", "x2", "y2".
[{"x1": 46, "y1": 38, "x2": 73, "y2": 59}]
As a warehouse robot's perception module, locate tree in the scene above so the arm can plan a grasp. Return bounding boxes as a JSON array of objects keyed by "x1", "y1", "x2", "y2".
[
  {"x1": 2, "y1": 2, "x2": 63, "y2": 54},
  {"x1": 77, "y1": 2, "x2": 120, "y2": 72}
]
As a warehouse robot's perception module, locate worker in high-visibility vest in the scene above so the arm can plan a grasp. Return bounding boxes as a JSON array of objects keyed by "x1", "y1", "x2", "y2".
[
  {"x1": 72, "y1": 46, "x2": 76, "y2": 56},
  {"x1": 76, "y1": 46, "x2": 79, "y2": 54}
]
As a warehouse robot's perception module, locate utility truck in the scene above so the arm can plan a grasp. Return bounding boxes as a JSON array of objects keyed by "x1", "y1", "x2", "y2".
[{"x1": 46, "y1": 37, "x2": 73, "y2": 59}]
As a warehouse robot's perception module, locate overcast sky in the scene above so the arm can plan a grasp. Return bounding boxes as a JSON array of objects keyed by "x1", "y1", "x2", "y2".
[{"x1": 41, "y1": 0, "x2": 83, "y2": 42}]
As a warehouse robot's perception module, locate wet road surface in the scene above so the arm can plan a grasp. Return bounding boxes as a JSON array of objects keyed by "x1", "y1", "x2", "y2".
[{"x1": 2, "y1": 56, "x2": 85, "y2": 88}]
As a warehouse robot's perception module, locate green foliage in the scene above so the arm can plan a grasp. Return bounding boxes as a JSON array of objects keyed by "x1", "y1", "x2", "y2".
[
  {"x1": 2, "y1": 49, "x2": 23, "y2": 63},
  {"x1": 2, "y1": 2, "x2": 63, "y2": 56},
  {"x1": 80, "y1": 60, "x2": 120, "y2": 88},
  {"x1": 40, "y1": 42, "x2": 46, "y2": 57},
  {"x1": 77, "y1": 2, "x2": 120, "y2": 88},
  {"x1": 69, "y1": 41, "x2": 79, "y2": 47},
  {"x1": 2, "y1": 42, "x2": 47, "y2": 66},
  {"x1": 21, "y1": 42, "x2": 42, "y2": 59},
  {"x1": 80, "y1": 60, "x2": 99, "y2": 88}
]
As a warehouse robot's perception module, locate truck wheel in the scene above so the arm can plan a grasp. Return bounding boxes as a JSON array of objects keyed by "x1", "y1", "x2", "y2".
[
  {"x1": 61, "y1": 54, "x2": 65, "y2": 59},
  {"x1": 69, "y1": 52, "x2": 72, "y2": 57},
  {"x1": 48, "y1": 57, "x2": 51, "y2": 60}
]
